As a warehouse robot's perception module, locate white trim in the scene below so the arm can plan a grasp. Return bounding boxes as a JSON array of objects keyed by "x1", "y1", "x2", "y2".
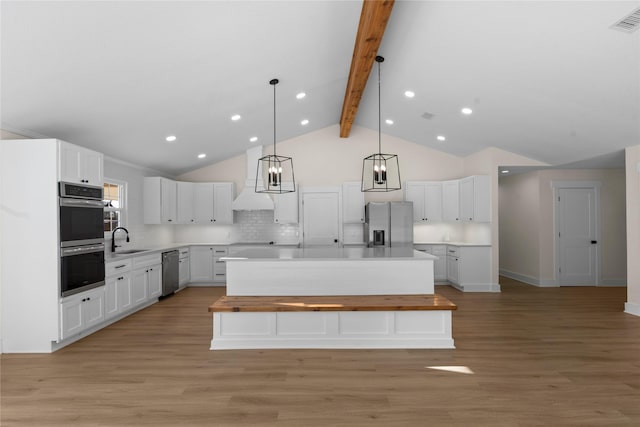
[
  {"x1": 103, "y1": 177, "x2": 128, "y2": 239},
  {"x1": 552, "y1": 181, "x2": 601, "y2": 286},
  {"x1": 600, "y1": 279, "x2": 627, "y2": 287},
  {"x1": 624, "y1": 302, "x2": 640, "y2": 317}
]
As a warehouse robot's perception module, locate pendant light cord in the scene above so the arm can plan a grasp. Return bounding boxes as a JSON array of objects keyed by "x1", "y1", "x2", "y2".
[
  {"x1": 273, "y1": 81, "x2": 277, "y2": 157},
  {"x1": 377, "y1": 58, "x2": 382, "y2": 155}
]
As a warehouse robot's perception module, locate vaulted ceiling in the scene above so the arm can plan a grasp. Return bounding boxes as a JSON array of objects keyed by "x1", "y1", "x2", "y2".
[{"x1": 2, "y1": 1, "x2": 639, "y2": 176}]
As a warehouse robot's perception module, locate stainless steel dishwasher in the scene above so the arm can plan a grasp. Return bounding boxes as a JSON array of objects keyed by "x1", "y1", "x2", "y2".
[{"x1": 161, "y1": 250, "x2": 179, "y2": 296}]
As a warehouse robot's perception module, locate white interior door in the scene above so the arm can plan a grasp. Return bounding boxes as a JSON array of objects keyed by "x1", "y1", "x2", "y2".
[
  {"x1": 302, "y1": 191, "x2": 340, "y2": 247},
  {"x1": 557, "y1": 187, "x2": 598, "y2": 286}
]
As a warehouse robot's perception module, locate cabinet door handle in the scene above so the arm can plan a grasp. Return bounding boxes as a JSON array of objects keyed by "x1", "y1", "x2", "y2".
[
  {"x1": 167, "y1": 219, "x2": 172, "y2": 222},
  {"x1": 118, "y1": 276, "x2": 124, "y2": 280},
  {"x1": 115, "y1": 264, "x2": 126, "y2": 269}
]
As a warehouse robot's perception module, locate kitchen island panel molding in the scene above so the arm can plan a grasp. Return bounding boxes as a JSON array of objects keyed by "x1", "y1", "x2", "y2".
[{"x1": 212, "y1": 311, "x2": 454, "y2": 350}]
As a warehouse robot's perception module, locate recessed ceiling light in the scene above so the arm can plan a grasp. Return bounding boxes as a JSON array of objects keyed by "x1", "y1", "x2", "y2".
[
  {"x1": 231, "y1": 114, "x2": 241, "y2": 121},
  {"x1": 437, "y1": 135, "x2": 446, "y2": 141},
  {"x1": 404, "y1": 91, "x2": 415, "y2": 98},
  {"x1": 501, "y1": 169, "x2": 510, "y2": 174},
  {"x1": 296, "y1": 92, "x2": 306, "y2": 99},
  {"x1": 249, "y1": 136, "x2": 258, "y2": 143},
  {"x1": 197, "y1": 153, "x2": 206, "y2": 159},
  {"x1": 385, "y1": 119, "x2": 394, "y2": 125},
  {"x1": 165, "y1": 135, "x2": 176, "y2": 142},
  {"x1": 301, "y1": 119, "x2": 309, "y2": 125},
  {"x1": 461, "y1": 107, "x2": 473, "y2": 115}
]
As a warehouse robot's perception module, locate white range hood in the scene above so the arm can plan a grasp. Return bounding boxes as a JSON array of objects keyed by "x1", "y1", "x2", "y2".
[{"x1": 231, "y1": 146, "x2": 274, "y2": 211}]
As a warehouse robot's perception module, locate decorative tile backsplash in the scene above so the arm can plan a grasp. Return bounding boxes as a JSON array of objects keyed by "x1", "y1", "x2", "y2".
[{"x1": 231, "y1": 210, "x2": 299, "y2": 244}]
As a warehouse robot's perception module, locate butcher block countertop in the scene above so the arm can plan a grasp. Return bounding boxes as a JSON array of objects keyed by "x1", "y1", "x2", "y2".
[{"x1": 209, "y1": 294, "x2": 457, "y2": 313}]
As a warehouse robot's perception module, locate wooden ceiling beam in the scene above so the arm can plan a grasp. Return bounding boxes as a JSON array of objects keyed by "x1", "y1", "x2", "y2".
[{"x1": 339, "y1": 0, "x2": 395, "y2": 138}]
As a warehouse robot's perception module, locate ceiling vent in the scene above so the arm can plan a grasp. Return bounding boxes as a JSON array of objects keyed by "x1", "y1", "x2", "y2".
[
  {"x1": 611, "y1": 7, "x2": 640, "y2": 33},
  {"x1": 421, "y1": 112, "x2": 435, "y2": 120}
]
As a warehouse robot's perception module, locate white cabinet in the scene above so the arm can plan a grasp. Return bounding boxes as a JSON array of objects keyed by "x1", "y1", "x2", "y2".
[
  {"x1": 446, "y1": 245, "x2": 492, "y2": 291},
  {"x1": 212, "y1": 247, "x2": 228, "y2": 284},
  {"x1": 213, "y1": 183, "x2": 234, "y2": 224},
  {"x1": 189, "y1": 246, "x2": 227, "y2": 284},
  {"x1": 58, "y1": 140, "x2": 104, "y2": 185},
  {"x1": 342, "y1": 182, "x2": 365, "y2": 223},
  {"x1": 415, "y1": 244, "x2": 447, "y2": 282},
  {"x1": 131, "y1": 268, "x2": 149, "y2": 306},
  {"x1": 459, "y1": 175, "x2": 490, "y2": 222},
  {"x1": 274, "y1": 190, "x2": 298, "y2": 224},
  {"x1": 106, "y1": 258, "x2": 134, "y2": 318},
  {"x1": 405, "y1": 182, "x2": 443, "y2": 223},
  {"x1": 177, "y1": 182, "x2": 195, "y2": 224},
  {"x1": 132, "y1": 254, "x2": 162, "y2": 302},
  {"x1": 60, "y1": 287, "x2": 105, "y2": 340},
  {"x1": 442, "y1": 180, "x2": 460, "y2": 222},
  {"x1": 190, "y1": 246, "x2": 214, "y2": 282},
  {"x1": 194, "y1": 183, "x2": 215, "y2": 224},
  {"x1": 179, "y1": 248, "x2": 190, "y2": 289},
  {"x1": 144, "y1": 177, "x2": 177, "y2": 224},
  {"x1": 192, "y1": 182, "x2": 235, "y2": 224}
]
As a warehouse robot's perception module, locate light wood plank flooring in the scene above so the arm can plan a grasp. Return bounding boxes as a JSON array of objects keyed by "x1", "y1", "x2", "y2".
[{"x1": 2, "y1": 278, "x2": 640, "y2": 426}]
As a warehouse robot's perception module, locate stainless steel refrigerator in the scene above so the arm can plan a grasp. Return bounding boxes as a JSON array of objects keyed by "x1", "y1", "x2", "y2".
[{"x1": 364, "y1": 202, "x2": 414, "y2": 247}]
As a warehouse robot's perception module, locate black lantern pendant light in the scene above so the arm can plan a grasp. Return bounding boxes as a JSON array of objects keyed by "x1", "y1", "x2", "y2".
[
  {"x1": 361, "y1": 56, "x2": 401, "y2": 192},
  {"x1": 256, "y1": 78, "x2": 295, "y2": 194}
]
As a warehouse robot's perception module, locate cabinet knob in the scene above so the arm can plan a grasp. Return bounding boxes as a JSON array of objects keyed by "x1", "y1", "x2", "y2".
[
  {"x1": 210, "y1": 219, "x2": 213, "y2": 222},
  {"x1": 118, "y1": 276, "x2": 124, "y2": 280},
  {"x1": 168, "y1": 219, "x2": 172, "y2": 222},
  {"x1": 150, "y1": 268, "x2": 153, "y2": 271},
  {"x1": 146, "y1": 269, "x2": 149, "y2": 273}
]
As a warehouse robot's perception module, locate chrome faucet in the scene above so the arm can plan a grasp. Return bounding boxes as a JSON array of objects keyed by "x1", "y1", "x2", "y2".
[{"x1": 111, "y1": 227, "x2": 130, "y2": 252}]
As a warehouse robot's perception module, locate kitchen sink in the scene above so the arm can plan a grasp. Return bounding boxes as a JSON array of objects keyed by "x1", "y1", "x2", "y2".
[{"x1": 113, "y1": 249, "x2": 149, "y2": 255}]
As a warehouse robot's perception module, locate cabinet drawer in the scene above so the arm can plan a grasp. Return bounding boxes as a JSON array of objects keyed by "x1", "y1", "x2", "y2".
[
  {"x1": 213, "y1": 273, "x2": 226, "y2": 282},
  {"x1": 106, "y1": 259, "x2": 132, "y2": 276},
  {"x1": 432, "y1": 245, "x2": 447, "y2": 255},
  {"x1": 212, "y1": 247, "x2": 228, "y2": 256},
  {"x1": 179, "y1": 247, "x2": 190, "y2": 258},
  {"x1": 446, "y1": 246, "x2": 459, "y2": 257},
  {"x1": 133, "y1": 253, "x2": 161, "y2": 269}
]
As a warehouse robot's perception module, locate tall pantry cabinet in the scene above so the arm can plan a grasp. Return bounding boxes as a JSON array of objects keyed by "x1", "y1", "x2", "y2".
[{"x1": 1, "y1": 139, "x2": 104, "y2": 353}]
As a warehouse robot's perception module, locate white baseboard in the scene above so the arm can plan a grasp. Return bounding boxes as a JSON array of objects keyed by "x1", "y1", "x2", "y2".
[
  {"x1": 450, "y1": 282, "x2": 501, "y2": 292},
  {"x1": 600, "y1": 279, "x2": 627, "y2": 287},
  {"x1": 625, "y1": 302, "x2": 640, "y2": 317},
  {"x1": 499, "y1": 269, "x2": 557, "y2": 287}
]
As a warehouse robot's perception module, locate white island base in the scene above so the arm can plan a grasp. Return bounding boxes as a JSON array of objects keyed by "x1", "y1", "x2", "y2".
[
  {"x1": 211, "y1": 247, "x2": 456, "y2": 350},
  {"x1": 211, "y1": 310, "x2": 454, "y2": 350}
]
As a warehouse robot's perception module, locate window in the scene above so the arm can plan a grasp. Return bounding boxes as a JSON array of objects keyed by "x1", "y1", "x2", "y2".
[{"x1": 103, "y1": 179, "x2": 127, "y2": 236}]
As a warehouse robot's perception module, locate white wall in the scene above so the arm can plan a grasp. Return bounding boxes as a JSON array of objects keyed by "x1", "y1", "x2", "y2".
[
  {"x1": 499, "y1": 171, "x2": 541, "y2": 281},
  {"x1": 103, "y1": 158, "x2": 174, "y2": 249},
  {"x1": 625, "y1": 145, "x2": 640, "y2": 316}
]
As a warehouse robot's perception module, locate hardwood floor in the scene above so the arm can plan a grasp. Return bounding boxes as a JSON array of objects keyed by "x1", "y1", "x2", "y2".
[{"x1": 2, "y1": 278, "x2": 640, "y2": 426}]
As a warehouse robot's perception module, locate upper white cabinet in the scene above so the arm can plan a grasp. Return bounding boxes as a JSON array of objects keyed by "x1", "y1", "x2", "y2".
[
  {"x1": 144, "y1": 177, "x2": 177, "y2": 224},
  {"x1": 192, "y1": 182, "x2": 234, "y2": 225},
  {"x1": 274, "y1": 188, "x2": 298, "y2": 224},
  {"x1": 459, "y1": 175, "x2": 490, "y2": 222},
  {"x1": 194, "y1": 183, "x2": 215, "y2": 224},
  {"x1": 177, "y1": 182, "x2": 195, "y2": 224},
  {"x1": 405, "y1": 181, "x2": 442, "y2": 223},
  {"x1": 342, "y1": 182, "x2": 365, "y2": 223},
  {"x1": 442, "y1": 180, "x2": 460, "y2": 222},
  {"x1": 58, "y1": 140, "x2": 103, "y2": 185},
  {"x1": 212, "y1": 183, "x2": 234, "y2": 224}
]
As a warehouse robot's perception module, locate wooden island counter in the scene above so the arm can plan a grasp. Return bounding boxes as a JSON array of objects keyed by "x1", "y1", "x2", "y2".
[{"x1": 209, "y1": 246, "x2": 456, "y2": 350}]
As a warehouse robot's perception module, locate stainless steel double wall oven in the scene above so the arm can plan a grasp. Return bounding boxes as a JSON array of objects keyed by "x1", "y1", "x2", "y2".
[{"x1": 59, "y1": 182, "x2": 105, "y2": 297}]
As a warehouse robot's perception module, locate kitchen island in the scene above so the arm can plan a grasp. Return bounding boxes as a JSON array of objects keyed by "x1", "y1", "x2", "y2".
[{"x1": 209, "y1": 247, "x2": 456, "y2": 350}]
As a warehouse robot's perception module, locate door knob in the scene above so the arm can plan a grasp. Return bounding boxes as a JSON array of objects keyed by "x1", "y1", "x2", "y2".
[{"x1": 591, "y1": 240, "x2": 598, "y2": 244}]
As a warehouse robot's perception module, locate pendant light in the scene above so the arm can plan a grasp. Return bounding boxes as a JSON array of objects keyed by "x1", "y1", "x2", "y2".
[
  {"x1": 361, "y1": 56, "x2": 401, "y2": 192},
  {"x1": 256, "y1": 78, "x2": 295, "y2": 194}
]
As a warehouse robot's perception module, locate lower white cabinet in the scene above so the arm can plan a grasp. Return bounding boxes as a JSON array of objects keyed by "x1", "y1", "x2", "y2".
[
  {"x1": 446, "y1": 245, "x2": 492, "y2": 291},
  {"x1": 60, "y1": 287, "x2": 105, "y2": 340},
  {"x1": 190, "y1": 246, "x2": 227, "y2": 284},
  {"x1": 415, "y1": 245, "x2": 447, "y2": 282},
  {"x1": 105, "y1": 272, "x2": 132, "y2": 320},
  {"x1": 179, "y1": 247, "x2": 190, "y2": 289},
  {"x1": 190, "y1": 246, "x2": 214, "y2": 282},
  {"x1": 132, "y1": 256, "x2": 162, "y2": 304}
]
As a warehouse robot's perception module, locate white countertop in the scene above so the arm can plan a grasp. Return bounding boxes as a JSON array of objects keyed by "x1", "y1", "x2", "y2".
[
  {"x1": 414, "y1": 241, "x2": 491, "y2": 247},
  {"x1": 222, "y1": 246, "x2": 437, "y2": 261}
]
